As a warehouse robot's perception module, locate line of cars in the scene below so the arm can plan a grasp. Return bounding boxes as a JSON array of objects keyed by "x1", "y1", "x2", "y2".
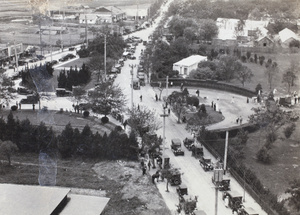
[{"x1": 170, "y1": 137, "x2": 259, "y2": 215}]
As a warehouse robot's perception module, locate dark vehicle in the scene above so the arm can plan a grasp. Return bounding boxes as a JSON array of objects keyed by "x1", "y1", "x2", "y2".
[
  {"x1": 176, "y1": 184, "x2": 188, "y2": 196},
  {"x1": 191, "y1": 145, "x2": 204, "y2": 158},
  {"x1": 56, "y1": 88, "x2": 72, "y2": 97},
  {"x1": 59, "y1": 54, "x2": 75, "y2": 62},
  {"x1": 199, "y1": 157, "x2": 213, "y2": 171},
  {"x1": 128, "y1": 55, "x2": 136, "y2": 60},
  {"x1": 223, "y1": 191, "x2": 243, "y2": 210},
  {"x1": 212, "y1": 169, "x2": 230, "y2": 191},
  {"x1": 238, "y1": 207, "x2": 259, "y2": 215},
  {"x1": 133, "y1": 78, "x2": 140, "y2": 90},
  {"x1": 17, "y1": 87, "x2": 33, "y2": 95},
  {"x1": 171, "y1": 138, "x2": 184, "y2": 156},
  {"x1": 143, "y1": 40, "x2": 147, "y2": 45},
  {"x1": 20, "y1": 94, "x2": 39, "y2": 104},
  {"x1": 68, "y1": 47, "x2": 75, "y2": 51},
  {"x1": 161, "y1": 168, "x2": 182, "y2": 186},
  {"x1": 50, "y1": 60, "x2": 58, "y2": 66},
  {"x1": 29, "y1": 57, "x2": 39, "y2": 63},
  {"x1": 138, "y1": 73, "x2": 145, "y2": 86},
  {"x1": 36, "y1": 55, "x2": 46, "y2": 60},
  {"x1": 183, "y1": 137, "x2": 194, "y2": 150}
]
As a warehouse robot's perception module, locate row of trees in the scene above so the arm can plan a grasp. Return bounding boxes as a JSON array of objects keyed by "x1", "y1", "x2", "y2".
[
  {"x1": 168, "y1": 0, "x2": 299, "y2": 21},
  {"x1": 0, "y1": 112, "x2": 139, "y2": 161},
  {"x1": 57, "y1": 64, "x2": 91, "y2": 91},
  {"x1": 189, "y1": 55, "x2": 253, "y2": 86}
]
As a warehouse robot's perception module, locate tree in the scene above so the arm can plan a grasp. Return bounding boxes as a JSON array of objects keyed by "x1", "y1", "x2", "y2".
[
  {"x1": 72, "y1": 86, "x2": 86, "y2": 105},
  {"x1": 235, "y1": 65, "x2": 253, "y2": 86},
  {"x1": 255, "y1": 83, "x2": 262, "y2": 95},
  {"x1": 127, "y1": 106, "x2": 161, "y2": 139},
  {"x1": 282, "y1": 62, "x2": 298, "y2": 93},
  {"x1": 265, "y1": 63, "x2": 278, "y2": 90},
  {"x1": 0, "y1": 140, "x2": 18, "y2": 165},
  {"x1": 168, "y1": 91, "x2": 187, "y2": 123},
  {"x1": 199, "y1": 19, "x2": 218, "y2": 41},
  {"x1": 217, "y1": 55, "x2": 240, "y2": 82},
  {"x1": 286, "y1": 179, "x2": 300, "y2": 211},
  {"x1": 57, "y1": 123, "x2": 74, "y2": 158},
  {"x1": 88, "y1": 81, "x2": 126, "y2": 121},
  {"x1": 0, "y1": 74, "x2": 15, "y2": 108}
]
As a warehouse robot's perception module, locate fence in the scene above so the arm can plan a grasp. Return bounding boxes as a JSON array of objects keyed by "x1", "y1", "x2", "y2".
[{"x1": 151, "y1": 78, "x2": 256, "y2": 98}]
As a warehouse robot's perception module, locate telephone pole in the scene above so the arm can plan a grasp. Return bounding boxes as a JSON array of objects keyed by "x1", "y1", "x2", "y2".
[
  {"x1": 104, "y1": 34, "x2": 107, "y2": 79},
  {"x1": 224, "y1": 130, "x2": 229, "y2": 174}
]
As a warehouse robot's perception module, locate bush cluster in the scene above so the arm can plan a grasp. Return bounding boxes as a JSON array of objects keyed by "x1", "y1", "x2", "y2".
[
  {"x1": 198, "y1": 127, "x2": 291, "y2": 215},
  {"x1": 0, "y1": 112, "x2": 138, "y2": 161}
]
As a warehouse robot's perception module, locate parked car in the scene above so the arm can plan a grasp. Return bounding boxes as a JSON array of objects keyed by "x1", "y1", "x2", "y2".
[
  {"x1": 128, "y1": 55, "x2": 136, "y2": 60},
  {"x1": 223, "y1": 191, "x2": 243, "y2": 210},
  {"x1": 183, "y1": 137, "x2": 194, "y2": 150},
  {"x1": 199, "y1": 157, "x2": 213, "y2": 171},
  {"x1": 36, "y1": 55, "x2": 46, "y2": 60},
  {"x1": 68, "y1": 47, "x2": 75, "y2": 51},
  {"x1": 171, "y1": 138, "x2": 184, "y2": 156}
]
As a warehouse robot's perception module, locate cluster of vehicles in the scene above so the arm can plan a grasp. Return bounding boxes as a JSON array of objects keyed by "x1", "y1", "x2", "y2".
[{"x1": 169, "y1": 137, "x2": 259, "y2": 215}]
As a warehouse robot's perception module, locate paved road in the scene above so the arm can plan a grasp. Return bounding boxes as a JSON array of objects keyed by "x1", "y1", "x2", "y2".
[{"x1": 114, "y1": 1, "x2": 267, "y2": 215}]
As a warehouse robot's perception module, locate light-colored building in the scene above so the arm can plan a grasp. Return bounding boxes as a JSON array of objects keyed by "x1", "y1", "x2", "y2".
[
  {"x1": 255, "y1": 36, "x2": 274, "y2": 47},
  {"x1": 173, "y1": 55, "x2": 207, "y2": 76},
  {"x1": 278, "y1": 28, "x2": 299, "y2": 47},
  {"x1": 79, "y1": 14, "x2": 100, "y2": 24},
  {"x1": 94, "y1": 6, "x2": 126, "y2": 23}
]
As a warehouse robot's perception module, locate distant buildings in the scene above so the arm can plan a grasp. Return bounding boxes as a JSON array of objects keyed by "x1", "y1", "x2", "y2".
[
  {"x1": 173, "y1": 55, "x2": 207, "y2": 77},
  {"x1": 278, "y1": 28, "x2": 300, "y2": 47}
]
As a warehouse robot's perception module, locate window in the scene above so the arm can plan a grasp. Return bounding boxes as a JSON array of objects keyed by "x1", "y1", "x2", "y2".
[
  {"x1": 184, "y1": 67, "x2": 187, "y2": 75},
  {"x1": 263, "y1": 43, "x2": 267, "y2": 47}
]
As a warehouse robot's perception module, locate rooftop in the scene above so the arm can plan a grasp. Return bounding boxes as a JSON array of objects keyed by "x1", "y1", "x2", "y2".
[{"x1": 174, "y1": 55, "x2": 207, "y2": 67}]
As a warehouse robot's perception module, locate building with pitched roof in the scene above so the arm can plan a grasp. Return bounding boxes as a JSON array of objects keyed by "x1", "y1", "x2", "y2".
[{"x1": 278, "y1": 28, "x2": 299, "y2": 47}]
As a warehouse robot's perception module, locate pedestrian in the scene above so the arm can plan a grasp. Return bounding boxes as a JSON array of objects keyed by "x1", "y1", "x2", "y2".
[
  {"x1": 211, "y1": 101, "x2": 214, "y2": 108},
  {"x1": 140, "y1": 95, "x2": 142, "y2": 102},
  {"x1": 155, "y1": 94, "x2": 158, "y2": 101},
  {"x1": 123, "y1": 120, "x2": 128, "y2": 129},
  {"x1": 236, "y1": 118, "x2": 239, "y2": 124},
  {"x1": 168, "y1": 108, "x2": 170, "y2": 115},
  {"x1": 142, "y1": 165, "x2": 147, "y2": 175},
  {"x1": 180, "y1": 83, "x2": 183, "y2": 91},
  {"x1": 148, "y1": 160, "x2": 151, "y2": 171},
  {"x1": 213, "y1": 103, "x2": 216, "y2": 111},
  {"x1": 231, "y1": 96, "x2": 235, "y2": 103},
  {"x1": 32, "y1": 104, "x2": 35, "y2": 111},
  {"x1": 224, "y1": 196, "x2": 229, "y2": 208},
  {"x1": 19, "y1": 102, "x2": 21, "y2": 110},
  {"x1": 141, "y1": 159, "x2": 144, "y2": 168},
  {"x1": 137, "y1": 104, "x2": 140, "y2": 110},
  {"x1": 247, "y1": 97, "x2": 249, "y2": 103},
  {"x1": 196, "y1": 89, "x2": 199, "y2": 97},
  {"x1": 240, "y1": 117, "x2": 243, "y2": 125}
]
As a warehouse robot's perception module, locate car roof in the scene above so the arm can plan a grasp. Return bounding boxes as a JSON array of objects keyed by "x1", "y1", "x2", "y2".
[{"x1": 172, "y1": 138, "x2": 181, "y2": 144}]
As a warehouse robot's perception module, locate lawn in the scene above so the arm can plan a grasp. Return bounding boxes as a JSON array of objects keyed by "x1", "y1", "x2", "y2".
[{"x1": 230, "y1": 52, "x2": 300, "y2": 96}]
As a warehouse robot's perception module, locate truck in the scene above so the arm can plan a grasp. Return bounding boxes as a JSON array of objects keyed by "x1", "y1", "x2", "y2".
[
  {"x1": 171, "y1": 138, "x2": 184, "y2": 156},
  {"x1": 183, "y1": 137, "x2": 194, "y2": 150},
  {"x1": 132, "y1": 78, "x2": 140, "y2": 90},
  {"x1": 161, "y1": 168, "x2": 182, "y2": 186},
  {"x1": 199, "y1": 156, "x2": 214, "y2": 171}
]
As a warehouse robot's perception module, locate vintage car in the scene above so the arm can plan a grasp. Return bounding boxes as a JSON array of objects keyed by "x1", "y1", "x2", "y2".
[
  {"x1": 238, "y1": 207, "x2": 259, "y2": 215},
  {"x1": 171, "y1": 139, "x2": 184, "y2": 156},
  {"x1": 199, "y1": 157, "x2": 214, "y2": 171},
  {"x1": 176, "y1": 184, "x2": 188, "y2": 196},
  {"x1": 223, "y1": 190, "x2": 243, "y2": 210},
  {"x1": 183, "y1": 137, "x2": 194, "y2": 150}
]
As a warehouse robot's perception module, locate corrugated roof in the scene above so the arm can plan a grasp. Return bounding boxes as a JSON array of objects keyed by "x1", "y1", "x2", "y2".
[{"x1": 174, "y1": 55, "x2": 207, "y2": 67}]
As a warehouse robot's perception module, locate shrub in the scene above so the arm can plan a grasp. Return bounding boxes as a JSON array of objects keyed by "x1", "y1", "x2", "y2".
[
  {"x1": 284, "y1": 123, "x2": 296, "y2": 139},
  {"x1": 187, "y1": 96, "x2": 199, "y2": 107},
  {"x1": 259, "y1": 56, "x2": 265, "y2": 65},
  {"x1": 101, "y1": 116, "x2": 109, "y2": 123},
  {"x1": 199, "y1": 104, "x2": 206, "y2": 113},
  {"x1": 11, "y1": 105, "x2": 18, "y2": 111},
  {"x1": 77, "y1": 48, "x2": 90, "y2": 58},
  {"x1": 257, "y1": 146, "x2": 271, "y2": 164},
  {"x1": 83, "y1": 110, "x2": 89, "y2": 117},
  {"x1": 266, "y1": 131, "x2": 277, "y2": 146},
  {"x1": 241, "y1": 55, "x2": 247, "y2": 62}
]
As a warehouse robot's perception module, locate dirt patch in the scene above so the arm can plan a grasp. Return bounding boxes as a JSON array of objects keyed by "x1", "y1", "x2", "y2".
[{"x1": 93, "y1": 161, "x2": 171, "y2": 215}]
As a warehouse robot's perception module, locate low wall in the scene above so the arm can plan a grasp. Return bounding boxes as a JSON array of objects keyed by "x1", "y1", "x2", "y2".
[{"x1": 151, "y1": 78, "x2": 256, "y2": 98}]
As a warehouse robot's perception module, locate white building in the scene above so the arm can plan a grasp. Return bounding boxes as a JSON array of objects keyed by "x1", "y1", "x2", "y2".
[
  {"x1": 278, "y1": 28, "x2": 299, "y2": 47},
  {"x1": 173, "y1": 55, "x2": 207, "y2": 76}
]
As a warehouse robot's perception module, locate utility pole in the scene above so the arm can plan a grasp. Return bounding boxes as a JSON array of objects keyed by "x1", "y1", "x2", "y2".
[
  {"x1": 39, "y1": 17, "x2": 43, "y2": 55},
  {"x1": 215, "y1": 186, "x2": 218, "y2": 215},
  {"x1": 136, "y1": 0, "x2": 139, "y2": 27},
  {"x1": 129, "y1": 64, "x2": 136, "y2": 110},
  {"x1": 104, "y1": 34, "x2": 107, "y2": 79},
  {"x1": 224, "y1": 130, "x2": 229, "y2": 174},
  {"x1": 160, "y1": 107, "x2": 168, "y2": 164},
  {"x1": 85, "y1": 15, "x2": 88, "y2": 48},
  {"x1": 166, "y1": 75, "x2": 168, "y2": 100},
  {"x1": 13, "y1": 32, "x2": 19, "y2": 73}
]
